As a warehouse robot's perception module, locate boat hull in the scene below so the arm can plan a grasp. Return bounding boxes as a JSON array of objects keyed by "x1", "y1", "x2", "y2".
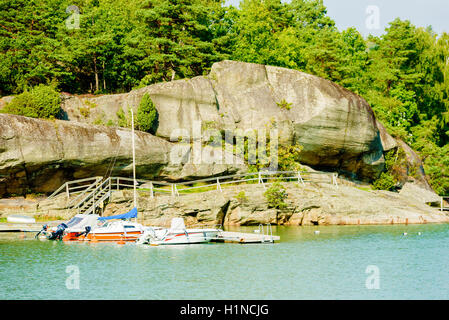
[
  {"x1": 63, "y1": 231, "x2": 142, "y2": 242},
  {"x1": 150, "y1": 229, "x2": 220, "y2": 245}
]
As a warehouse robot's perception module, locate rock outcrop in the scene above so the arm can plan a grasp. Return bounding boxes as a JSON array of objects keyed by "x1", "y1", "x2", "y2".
[
  {"x1": 57, "y1": 60, "x2": 387, "y2": 179},
  {"x1": 0, "y1": 114, "x2": 244, "y2": 197},
  {"x1": 21, "y1": 182, "x2": 448, "y2": 226},
  {"x1": 1, "y1": 60, "x2": 423, "y2": 196}
]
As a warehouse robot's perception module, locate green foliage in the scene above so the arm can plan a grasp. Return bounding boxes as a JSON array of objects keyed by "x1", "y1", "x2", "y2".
[
  {"x1": 136, "y1": 93, "x2": 158, "y2": 134},
  {"x1": 1, "y1": 84, "x2": 61, "y2": 119},
  {"x1": 116, "y1": 108, "x2": 128, "y2": 128},
  {"x1": 264, "y1": 182, "x2": 288, "y2": 209},
  {"x1": 372, "y1": 148, "x2": 406, "y2": 191},
  {"x1": 372, "y1": 172, "x2": 396, "y2": 191},
  {"x1": 79, "y1": 107, "x2": 90, "y2": 118},
  {"x1": 276, "y1": 99, "x2": 292, "y2": 110},
  {"x1": 235, "y1": 191, "x2": 248, "y2": 203},
  {"x1": 277, "y1": 145, "x2": 303, "y2": 171}
]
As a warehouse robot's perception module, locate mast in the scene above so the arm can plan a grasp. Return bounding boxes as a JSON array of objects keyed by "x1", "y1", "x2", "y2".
[{"x1": 131, "y1": 109, "x2": 137, "y2": 210}]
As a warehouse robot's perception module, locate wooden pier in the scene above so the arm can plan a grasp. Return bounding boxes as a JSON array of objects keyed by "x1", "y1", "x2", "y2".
[{"x1": 212, "y1": 231, "x2": 280, "y2": 244}]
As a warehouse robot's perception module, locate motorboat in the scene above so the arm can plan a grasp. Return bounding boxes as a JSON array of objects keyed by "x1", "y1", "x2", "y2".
[
  {"x1": 35, "y1": 214, "x2": 98, "y2": 240},
  {"x1": 137, "y1": 218, "x2": 221, "y2": 245},
  {"x1": 63, "y1": 207, "x2": 145, "y2": 242},
  {"x1": 39, "y1": 110, "x2": 146, "y2": 243}
]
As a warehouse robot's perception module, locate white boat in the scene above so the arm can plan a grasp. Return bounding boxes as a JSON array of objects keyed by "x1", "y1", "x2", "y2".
[
  {"x1": 137, "y1": 218, "x2": 221, "y2": 245},
  {"x1": 7, "y1": 215, "x2": 36, "y2": 224}
]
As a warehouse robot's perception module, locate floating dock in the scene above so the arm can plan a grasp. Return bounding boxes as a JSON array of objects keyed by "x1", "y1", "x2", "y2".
[
  {"x1": 0, "y1": 222, "x2": 61, "y2": 233},
  {"x1": 212, "y1": 231, "x2": 280, "y2": 244}
]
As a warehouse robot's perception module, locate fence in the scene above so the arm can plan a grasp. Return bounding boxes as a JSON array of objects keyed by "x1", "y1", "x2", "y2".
[
  {"x1": 441, "y1": 197, "x2": 449, "y2": 212},
  {"x1": 47, "y1": 176, "x2": 103, "y2": 200},
  {"x1": 131, "y1": 170, "x2": 339, "y2": 198},
  {"x1": 44, "y1": 170, "x2": 339, "y2": 202}
]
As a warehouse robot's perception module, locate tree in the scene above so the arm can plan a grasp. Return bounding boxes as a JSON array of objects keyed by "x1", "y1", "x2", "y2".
[
  {"x1": 137, "y1": 93, "x2": 158, "y2": 134},
  {"x1": 124, "y1": 0, "x2": 223, "y2": 86}
]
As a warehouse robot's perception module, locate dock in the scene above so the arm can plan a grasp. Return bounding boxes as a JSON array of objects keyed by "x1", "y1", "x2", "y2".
[
  {"x1": 0, "y1": 222, "x2": 59, "y2": 233},
  {"x1": 212, "y1": 231, "x2": 280, "y2": 244}
]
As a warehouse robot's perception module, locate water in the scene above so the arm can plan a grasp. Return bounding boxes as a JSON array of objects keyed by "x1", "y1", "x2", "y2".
[{"x1": 1, "y1": 224, "x2": 448, "y2": 300}]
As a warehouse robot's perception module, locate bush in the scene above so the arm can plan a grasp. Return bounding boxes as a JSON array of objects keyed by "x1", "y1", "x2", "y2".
[
  {"x1": 137, "y1": 93, "x2": 158, "y2": 134},
  {"x1": 2, "y1": 84, "x2": 61, "y2": 119},
  {"x1": 116, "y1": 108, "x2": 128, "y2": 127},
  {"x1": 235, "y1": 191, "x2": 248, "y2": 203},
  {"x1": 372, "y1": 172, "x2": 396, "y2": 191},
  {"x1": 264, "y1": 182, "x2": 288, "y2": 209}
]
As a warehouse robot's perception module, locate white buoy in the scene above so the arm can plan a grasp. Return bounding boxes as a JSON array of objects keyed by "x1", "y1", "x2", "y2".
[
  {"x1": 418, "y1": 232, "x2": 422, "y2": 236},
  {"x1": 314, "y1": 230, "x2": 320, "y2": 235},
  {"x1": 403, "y1": 232, "x2": 408, "y2": 236}
]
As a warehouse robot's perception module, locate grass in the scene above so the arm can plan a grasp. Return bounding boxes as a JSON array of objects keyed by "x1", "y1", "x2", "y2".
[
  {"x1": 34, "y1": 214, "x2": 65, "y2": 222},
  {"x1": 355, "y1": 186, "x2": 372, "y2": 192}
]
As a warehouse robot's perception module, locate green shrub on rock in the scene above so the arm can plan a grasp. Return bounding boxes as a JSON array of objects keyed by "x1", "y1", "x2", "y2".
[
  {"x1": 137, "y1": 93, "x2": 158, "y2": 134},
  {"x1": 264, "y1": 182, "x2": 288, "y2": 209},
  {"x1": 1, "y1": 84, "x2": 61, "y2": 119},
  {"x1": 372, "y1": 172, "x2": 396, "y2": 191}
]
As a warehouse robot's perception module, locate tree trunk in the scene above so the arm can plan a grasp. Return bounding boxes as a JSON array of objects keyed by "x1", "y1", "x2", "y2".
[
  {"x1": 103, "y1": 60, "x2": 106, "y2": 91},
  {"x1": 94, "y1": 56, "x2": 99, "y2": 93}
]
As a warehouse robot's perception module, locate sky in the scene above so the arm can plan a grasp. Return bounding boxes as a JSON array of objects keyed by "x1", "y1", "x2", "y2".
[{"x1": 225, "y1": 0, "x2": 449, "y2": 37}]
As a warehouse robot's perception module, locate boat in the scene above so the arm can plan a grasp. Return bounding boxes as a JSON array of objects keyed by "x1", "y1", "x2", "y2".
[
  {"x1": 73, "y1": 207, "x2": 145, "y2": 242},
  {"x1": 137, "y1": 218, "x2": 221, "y2": 245},
  {"x1": 36, "y1": 213, "x2": 98, "y2": 240},
  {"x1": 40, "y1": 109, "x2": 147, "y2": 243}
]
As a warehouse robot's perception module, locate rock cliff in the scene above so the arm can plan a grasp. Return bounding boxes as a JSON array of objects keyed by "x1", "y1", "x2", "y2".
[
  {"x1": 0, "y1": 114, "x2": 244, "y2": 196},
  {"x1": 58, "y1": 60, "x2": 387, "y2": 179},
  {"x1": 0, "y1": 60, "x2": 430, "y2": 197}
]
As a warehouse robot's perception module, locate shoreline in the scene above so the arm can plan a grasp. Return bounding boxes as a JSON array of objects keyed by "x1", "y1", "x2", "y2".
[{"x1": 1, "y1": 219, "x2": 448, "y2": 234}]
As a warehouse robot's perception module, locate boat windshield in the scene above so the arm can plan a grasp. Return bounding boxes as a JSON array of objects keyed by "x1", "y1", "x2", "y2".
[
  {"x1": 97, "y1": 220, "x2": 109, "y2": 228},
  {"x1": 66, "y1": 217, "x2": 83, "y2": 228}
]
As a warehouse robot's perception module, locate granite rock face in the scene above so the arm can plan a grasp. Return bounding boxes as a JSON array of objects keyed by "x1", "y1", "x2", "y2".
[
  {"x1": 1, "y1": 60, "x2": 407, "y2": 196},
  {"x1": 0, "y1": 114, "x2": 244, "y2": 197},
  {"x1": 92, "y1": 183, "x2": 449, "y2": 226},
  {"x1": 57, "y1": 61, "x2": 388, "y2": 179}
]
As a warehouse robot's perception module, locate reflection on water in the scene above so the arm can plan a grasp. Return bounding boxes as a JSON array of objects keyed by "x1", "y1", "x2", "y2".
[{"x1": 1, "y1": 224, "x2": 448, "y2": 300}]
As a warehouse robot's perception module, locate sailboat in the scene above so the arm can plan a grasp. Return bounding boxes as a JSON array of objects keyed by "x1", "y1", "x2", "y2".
[{"x1": 61, "y1": 109, "x2": 147, "y2": 243}]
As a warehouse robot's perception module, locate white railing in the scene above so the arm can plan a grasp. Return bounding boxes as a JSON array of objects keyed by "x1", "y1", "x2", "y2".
[
  {"x1": 46, "y1": 176, "x2": 103, "y2": 200},
  {"x1": 44, "y1": 171, "x2": 339, "y2": 212},
  {"x1": 167, "y1": 171, "x2": 338, "y2": 196},
  {"x1": 441, "y1": 197, "x2": 449, "y2": 212}
]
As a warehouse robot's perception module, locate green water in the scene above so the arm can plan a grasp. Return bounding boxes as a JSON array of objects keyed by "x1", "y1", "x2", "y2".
[{"x1": 1, "y1": 224, "x2": 448, "y2": 300}]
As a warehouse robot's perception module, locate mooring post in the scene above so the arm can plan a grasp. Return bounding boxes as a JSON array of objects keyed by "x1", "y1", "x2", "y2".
[
  {"x1": 258, "y1": 172, "x2": 266, "y2": 189},
  {"x1": 217, "y1": 178, "x2": 222, "y2": 192},
  {"x1": 66, "y1": 183, "x2": 70, "y2": 200},
  {"x1": 332, "y1": 173, "x2": 339, "y2": 188},
  {"x1": 297, "y1": 171, "x2": 305, "y2": 186},
  {"x1": 442, "y1": 197, "x2": 444, "y2": 212},
  {"x1": 150, "y1": 182, "x2": 154, "y2": 199}
]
